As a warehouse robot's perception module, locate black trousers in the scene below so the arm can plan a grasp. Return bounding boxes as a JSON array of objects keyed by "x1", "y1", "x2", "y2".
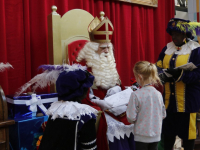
[
  {"x1": 135, "y1": 141, "x2": 158, "y2": 150},
  {"x1": 163, "y1": 134, "x2": 195, "y2": 150}
]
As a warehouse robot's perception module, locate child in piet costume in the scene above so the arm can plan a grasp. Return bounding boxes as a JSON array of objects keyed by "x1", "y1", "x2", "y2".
[
  {"x1": 16, "y1": 64, "x2": 98, "y2": 150},
  {"x1": 76, "y1": 12, "x2": 135, "y2": 150}
]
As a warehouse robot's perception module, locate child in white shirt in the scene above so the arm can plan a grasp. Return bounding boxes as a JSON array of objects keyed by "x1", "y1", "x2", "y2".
[{"x1": 126, "y1": 61, "x2": 166, "y2": 150}]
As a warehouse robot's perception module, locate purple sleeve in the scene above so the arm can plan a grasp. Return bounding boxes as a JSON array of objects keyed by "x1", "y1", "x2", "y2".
[{"x1": 180, "y1": 47, "x2": 200, "y2": 84}]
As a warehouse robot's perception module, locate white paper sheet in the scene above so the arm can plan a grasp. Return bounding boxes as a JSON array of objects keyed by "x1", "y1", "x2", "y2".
[
  {"x1": 104, "y1": 87, "x2": 133, "y2": 108},
  {"x1": 174, "y1": 62, "x2": 197, "y2": 71}
]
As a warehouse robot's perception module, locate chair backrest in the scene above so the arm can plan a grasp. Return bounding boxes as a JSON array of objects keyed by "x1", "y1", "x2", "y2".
[
  {"x1": 0, "y1": 86, "x2": 8, "y2": 121},
  {"x1": 48, "y1": 7, "x2": 94, "y2": 65},
  {"x1": 67, "y1": 40, "x2": 88, "y2": 65},
  {"x1": 48, "y1": 7, "x2": 93, "y2": 92}
]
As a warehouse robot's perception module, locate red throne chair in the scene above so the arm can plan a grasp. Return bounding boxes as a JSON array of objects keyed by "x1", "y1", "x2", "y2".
[{"x1": 67, "y1": 40, "x2": 87, "y2": 65}]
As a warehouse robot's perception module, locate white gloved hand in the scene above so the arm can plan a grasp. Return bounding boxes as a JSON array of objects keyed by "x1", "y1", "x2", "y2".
[
  {"x1": 108, "y1": 105, "x2": 127, "y2": 116},
  {"x1": 105, "y1": 85, "x2": 121, "y2": 98},
  {"x1": 91, "y1": 99, "x2": 112, "y2": 111}
]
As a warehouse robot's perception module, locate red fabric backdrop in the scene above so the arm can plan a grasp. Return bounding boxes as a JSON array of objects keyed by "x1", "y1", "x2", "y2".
[{"x1": 0, "y1": 0, "x2": 174, "y2": 95}]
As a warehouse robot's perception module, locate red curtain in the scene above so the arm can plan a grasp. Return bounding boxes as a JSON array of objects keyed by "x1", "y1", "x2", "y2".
[{"x1": 0, "y1": 0, "x2": 174, "y2": 95}]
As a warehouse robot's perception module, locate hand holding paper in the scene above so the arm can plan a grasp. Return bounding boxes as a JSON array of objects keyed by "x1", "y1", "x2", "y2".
[
  {"x1": 174, "y1": 62, "x2": 197, "y2": 71},
  {"x1": 91, "y1": 99, "x2": 112, "y2": 111},
  {"x1": 163, "y1": 62, "x2": 197, "y2": 77},
  {"x1": 165, "y1": 68, "x2": 182, "y2": 79},
  {"x1": 159, "y1": 73, "x2": 174, "y2": 83}
]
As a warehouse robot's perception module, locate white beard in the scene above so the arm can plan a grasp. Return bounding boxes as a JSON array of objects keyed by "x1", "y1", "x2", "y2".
[{"x1": 77, "y1": 42, "x2": 120, "y2": 90}]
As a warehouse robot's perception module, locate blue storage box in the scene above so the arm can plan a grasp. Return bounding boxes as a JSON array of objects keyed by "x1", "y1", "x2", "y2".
[
  {"x1": 9, "y1": 116, "x2": 48, "y2": 150},
  {"x1": 6, "y1": 93, "x2": 58, "y2": 118}
]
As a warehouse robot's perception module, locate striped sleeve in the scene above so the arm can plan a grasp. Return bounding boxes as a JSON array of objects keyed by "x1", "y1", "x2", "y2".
[{"x1": 79, "y1": 119, "x2": 97, "y2": 150}]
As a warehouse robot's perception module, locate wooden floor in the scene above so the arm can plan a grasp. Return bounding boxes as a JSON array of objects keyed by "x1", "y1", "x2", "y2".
[
  {"x1": 195, "y1": 145, "x2": 200, "y2": 150},
  {"x1": 195, "y1": 137, "x2": 200, "y2": 150}
]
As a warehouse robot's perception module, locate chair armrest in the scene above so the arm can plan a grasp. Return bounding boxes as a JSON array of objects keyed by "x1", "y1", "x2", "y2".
[{"x1": 0, "y1": 120, "x2": 15, "y2": 128}]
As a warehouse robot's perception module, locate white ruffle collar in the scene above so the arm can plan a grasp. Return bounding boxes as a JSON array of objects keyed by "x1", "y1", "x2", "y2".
[
  {"x1": 46, "y1": 101, "x2": 98, "y2": 120},
  {"x1": 104, "y1": 112, "x2": 134, "y2": 142},
  {"x1": 165, "y1": 40, "x2": 200, "y2": 55}
]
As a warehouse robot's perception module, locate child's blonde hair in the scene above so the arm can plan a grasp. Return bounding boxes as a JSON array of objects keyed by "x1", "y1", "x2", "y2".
[{"x1": 133, "y1": 61, "x2": 161, "y2": 86}]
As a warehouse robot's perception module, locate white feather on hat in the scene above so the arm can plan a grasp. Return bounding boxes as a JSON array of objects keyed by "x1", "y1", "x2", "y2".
[
  {"x1": 0, "y1": 62, "x2": 13, "y2": 72},
  {"x1": 14, "y1": 64, "x2": 87, "y2": 97}
]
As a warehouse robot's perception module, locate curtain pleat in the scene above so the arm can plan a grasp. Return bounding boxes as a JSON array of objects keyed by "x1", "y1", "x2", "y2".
[{"x1": 0, "y1": 0, "x2": 9, "y2": 94}]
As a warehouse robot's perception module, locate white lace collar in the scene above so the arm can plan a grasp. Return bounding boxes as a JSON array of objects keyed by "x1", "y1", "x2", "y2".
[
  {"x1": 104, "y1": 112, "x2": 134, "y2": 142},
  {"x1": 165, "y1": 40, "x2": 200, "y2": 55},
  {"x1": 46, "y1": 101, "x2": 98, "y2": 120}
]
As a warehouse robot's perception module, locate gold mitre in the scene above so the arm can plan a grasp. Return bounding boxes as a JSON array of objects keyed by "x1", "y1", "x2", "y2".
[{"x1": 88, "y1": 11, "x2": 114, "y2": 43}]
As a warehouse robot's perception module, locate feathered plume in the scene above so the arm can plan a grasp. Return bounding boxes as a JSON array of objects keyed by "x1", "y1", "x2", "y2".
[
  {"x1": 176, "y1": 21, "x2": 200, "y2": 37},
  {"x1": 15, "y1": 64, "x2": 87, "y2": 97},
  {"x1": 0, "y1": 62, "x2": 13, "y2": 72},
  {"x1": 39, "y1": 64, "x2": 87, "y2": 72}
]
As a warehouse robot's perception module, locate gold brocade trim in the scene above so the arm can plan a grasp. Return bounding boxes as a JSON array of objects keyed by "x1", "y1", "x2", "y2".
[
  {"x1": 175, "y1": 81, "x2": 185, "y2": 112},
  {"x1": 175, "y1": 54, "x2": 190, "y2": 67},
  {"x1": 175, "y1": 69, "x2": 183, "y2": 82},
  {"x1": 95, "y1": 110, "x2": 102, "y2": 132},
  {"x1": 175, "y1": 54, "x2": 190, "y2": 112},
  {"x1": 92, "y1": 31, "x2": 113, "y2": 35},
  {"x1": 88, "y1": 17, "x2": 101, "y2": 32},
  {"x1": 88, "y1": 16, "x2": 114, "y2": 43},
  {"x1": 93, "y1": 17, "x2": 114, "y2": 31},
  {"x1": 164, "y1": 82, "x2": 170, "y2": 109},
  {"x1": 163, "y1": 54, "x2": 172, "y2": 110},
  {"x1": 163, "y1": 54, "x2": 173, "y2": 69},
  {"x1": 119, "y1": 112, "x2": 126, "y2": 117},
  {"x1": 189, "y1": 113, "x2": 197, "y2": 139},
  {"x1": 156, "y1": 60, "x2": 163, "y2": 68},
  {"x1": 105, "y1": 110, "x2": 109, "y2": 113},
  {"x1": 88, "y1": 38, "x2": 111, "y2": 43}
]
